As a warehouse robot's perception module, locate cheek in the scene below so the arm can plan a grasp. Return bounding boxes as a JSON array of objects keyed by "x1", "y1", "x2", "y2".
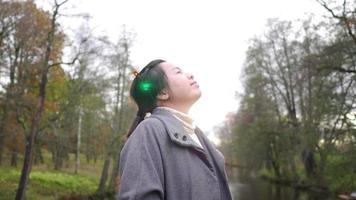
[
  {"x1": 167, "y1": 76, "x2": 185, "y2": 89},
  {"x1": 167, "y1": 80, "x2": 188, "y2": 97},
  {"x1": 169, "y1": 83, "x2": 185, "y2": 95}
]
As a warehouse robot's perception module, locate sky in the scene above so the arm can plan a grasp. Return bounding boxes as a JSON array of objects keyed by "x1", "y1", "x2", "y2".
[{"x1": 49, "y1": 0, "x2": 326, "y2": 139}]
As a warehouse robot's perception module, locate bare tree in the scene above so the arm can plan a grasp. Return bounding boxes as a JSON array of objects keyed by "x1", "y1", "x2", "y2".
[{"x1": 97, "y1": 28, "x2": 136, "y2": 194}]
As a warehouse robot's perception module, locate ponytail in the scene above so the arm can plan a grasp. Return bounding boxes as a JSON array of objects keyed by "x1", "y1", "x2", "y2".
[
  {"x1": 125, "y1": 114, "x2": 143, "y2": 140},
  {"x1": 125, "y1": 107, "x2": 155, "y2": 140}
]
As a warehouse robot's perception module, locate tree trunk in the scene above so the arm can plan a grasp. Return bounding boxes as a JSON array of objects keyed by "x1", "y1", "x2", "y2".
[
  {"x1": 97, "y1": 155, "x2": 111, "y2": 194},
  {"x1": 268, "y1": 142, "x2": 281, "y2": 178},
  {"x1": 15, "y1": 98, "x2": 45, "y2": 200},
  {"x1": 302, "y1": 147, "x2": 316, "y2": 177},
  {"x1": 75, "y1": 105, "x2": 82, "y2": 174},
  {"x1": 54, "y1": 140, "x2": 64, "y2": 170},
  {"x1": 11, "y1": 149, "x2": 18, "y2": 167},
  {"x1": 34, "y1": 144, "x2": 44, "y2": 165},
  {"x1": 0, "y1": 120, "x2": 6, "y2": 165},
  {"x1": 0, "y1": 102, "x2": 9, "y2": 165},
  {"x1": 109, "y1": 44, "x2": 129, "y2": 191}
]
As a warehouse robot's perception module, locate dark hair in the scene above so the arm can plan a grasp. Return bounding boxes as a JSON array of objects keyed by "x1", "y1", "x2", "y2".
[{"x1": 126, "y1": 59, "x2": 168, "y2": 139}]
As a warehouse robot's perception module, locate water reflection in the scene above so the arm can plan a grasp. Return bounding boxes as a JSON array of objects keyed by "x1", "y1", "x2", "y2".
[{"x1": 229, "y1": 178, "x2": 336, "y2": 200}]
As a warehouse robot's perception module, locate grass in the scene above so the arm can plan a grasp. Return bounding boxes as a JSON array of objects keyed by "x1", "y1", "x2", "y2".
[
  {"x1": 0, "y1": 167, "x2": 99, "y2": 200},
  {"x1": 0, "y1": 150, "x2": 105, "y2": 200}
]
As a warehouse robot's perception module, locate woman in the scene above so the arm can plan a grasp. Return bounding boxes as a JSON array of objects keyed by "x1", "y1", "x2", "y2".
[{"x1": 117, "y1": 59, "x2": 232, "y2": 200}]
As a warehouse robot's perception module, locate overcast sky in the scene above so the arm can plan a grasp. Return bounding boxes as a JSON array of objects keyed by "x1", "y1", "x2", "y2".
[{"x1": 52, "y1": 0, "x2": 326, "y2": 136}]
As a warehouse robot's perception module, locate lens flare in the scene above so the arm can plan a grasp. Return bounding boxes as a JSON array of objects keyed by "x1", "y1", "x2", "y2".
[{"x1": 139, "y1": 81, "x2": 153, "y2": 92}]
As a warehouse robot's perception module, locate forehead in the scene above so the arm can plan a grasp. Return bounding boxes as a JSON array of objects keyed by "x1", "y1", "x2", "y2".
[{"x1": 159, "y1": 62, "x2": 180, "y2": 72}]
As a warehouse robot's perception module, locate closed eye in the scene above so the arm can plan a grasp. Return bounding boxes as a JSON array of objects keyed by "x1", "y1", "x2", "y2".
[{"x1": 173, "y1": 67, "x2": 183, "y2": 74}]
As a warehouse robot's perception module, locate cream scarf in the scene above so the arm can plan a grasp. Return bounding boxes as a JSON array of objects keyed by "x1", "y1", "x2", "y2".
[{"x1": 159, "y1": 107, "x2": 203, "y2": 149}]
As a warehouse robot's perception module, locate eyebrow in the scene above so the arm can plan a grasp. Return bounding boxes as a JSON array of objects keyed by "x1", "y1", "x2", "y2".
[{"x1": 172, "y1": 67, "x2": 182, "y2": 71}]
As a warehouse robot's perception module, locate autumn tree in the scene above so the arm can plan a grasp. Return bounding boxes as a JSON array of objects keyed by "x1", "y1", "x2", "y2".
[{"x1": 13, "y1": 1, "x2": 68, "y2": 199}]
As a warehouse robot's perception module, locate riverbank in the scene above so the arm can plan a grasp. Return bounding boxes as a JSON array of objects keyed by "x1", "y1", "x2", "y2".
[
  {"x1": 259, "y1": 175, "x2": 356, "y2": 200},
  {"x1": 229, "y1": 177, "x2": 335, "y2": 200}
]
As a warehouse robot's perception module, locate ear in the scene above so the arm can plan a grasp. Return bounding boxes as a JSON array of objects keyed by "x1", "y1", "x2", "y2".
[{"x1": 157, "y1": 89, "x2": 169, "y2": 101}]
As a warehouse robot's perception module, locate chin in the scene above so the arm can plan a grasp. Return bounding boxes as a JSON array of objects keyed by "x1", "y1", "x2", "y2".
[
  {"x1": 197, "y1": 89, "x2": 202, "y2": 97},
  {"x1": 193, "y1": 91, "x2": 202, "y2": 101}
]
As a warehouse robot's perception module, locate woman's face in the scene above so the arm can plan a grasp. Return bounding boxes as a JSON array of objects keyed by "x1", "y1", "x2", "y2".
[{"x1": 158, "y1": 62, "x2": 201, "y2": 111}]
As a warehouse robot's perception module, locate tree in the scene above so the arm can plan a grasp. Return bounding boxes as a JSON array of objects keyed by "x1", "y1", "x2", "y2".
[
  {"x1": 15, "y1": 1, "x2": 68, "y2": 199},
  {"x1": 97, "y1": 28, "x2": 136, "y2": 194}
]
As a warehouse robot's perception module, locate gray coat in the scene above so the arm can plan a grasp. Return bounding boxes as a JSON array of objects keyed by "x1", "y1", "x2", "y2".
[{"x1": 117, "y1": 107, "x2": 232, "y2": 200}]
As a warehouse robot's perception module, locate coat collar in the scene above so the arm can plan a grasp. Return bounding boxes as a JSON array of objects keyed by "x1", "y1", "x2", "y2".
[
  {"x1": 150, "y1": 107, "x2": 204, "y2": 150},
  {"x1": 150, "y1": 107, "x2": 227, "y2": 179}
]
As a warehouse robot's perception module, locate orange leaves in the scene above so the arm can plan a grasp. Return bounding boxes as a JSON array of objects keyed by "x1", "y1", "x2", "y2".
[
  {"x1": 3, "y1": 112, "x2": 26, "y2": 154},
  {"x1": 0, "y1": 0, "x2": 68, "y2": 149}
]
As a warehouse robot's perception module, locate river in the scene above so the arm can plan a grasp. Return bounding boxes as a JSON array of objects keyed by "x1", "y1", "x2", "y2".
[{"x1": 229, "y1": 178, "x2": 337, "y2": 200}]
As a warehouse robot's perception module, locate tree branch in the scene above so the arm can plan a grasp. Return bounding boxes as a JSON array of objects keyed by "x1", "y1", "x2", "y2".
[
  {"x1": 316, "y1": 0, "x2": 356, "y2": 45},
  {"x1": 49, "y1": 56, "x2": 79, "y2": 68},
  {"x1": 328, "y1": 67, "x2": 356, "y2": 74}
]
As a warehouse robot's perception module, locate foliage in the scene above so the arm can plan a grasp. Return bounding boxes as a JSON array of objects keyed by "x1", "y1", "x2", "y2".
[
  {"x1": 219, "y1": 14, "x2": 356, "y2": 193},
  {"x1": 0, "y1": 0, "x2": 137, "y2": 198}
]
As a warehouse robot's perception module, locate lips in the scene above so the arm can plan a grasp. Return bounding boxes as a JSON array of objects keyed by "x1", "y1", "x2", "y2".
[{"x1": 191, "y1": 81, "x2": 199, "y2": 86}]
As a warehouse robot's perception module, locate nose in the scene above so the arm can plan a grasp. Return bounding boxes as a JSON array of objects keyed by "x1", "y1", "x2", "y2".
[{"x1": 186, "y1": 72, "x2": 194, "y2": 80}]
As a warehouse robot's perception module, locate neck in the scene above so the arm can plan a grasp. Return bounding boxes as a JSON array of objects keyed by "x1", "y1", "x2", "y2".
[{"x1": 158, "y1": 102, "x2": 191, "y2": 114}]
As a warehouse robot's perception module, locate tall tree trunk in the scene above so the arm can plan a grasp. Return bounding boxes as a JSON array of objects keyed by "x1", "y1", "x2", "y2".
[
  {"x1": 97, "y1": 154, "x2": 111, "y2": 194},
  {"x1": 15, "y1": 91, "x2": 46, "y2": 200},
  {"x1": 0, "y1": 109, "x2": 8, "y2": 165},
  {"x1": 11, "y1": 149, "x2": 18, "y2": 167},
  {"x1": 110, "y1": 47, "x2": 128, "y2": 191},
  {"x1": 302, "y1": 147, "x2": 316, "y2": 177},
  {"x1": 268, "y1": 142, "x2": 281, "y2": 178},
  {"x1": 34, "y1": 145, "x2": 44, "y2": 165},
  {"x1": 75, "y1": 105, "x2": 83, "y2": 174}
]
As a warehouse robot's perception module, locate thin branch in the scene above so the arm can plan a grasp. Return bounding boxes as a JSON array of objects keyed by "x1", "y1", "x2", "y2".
[
  {"x1": 55, "y1": 0, "x2": 69, "y2": 7},
  {"x1": 316, "y1": 0, "x2": 356, "y2": 44},
  {"x1": 317, "y1": 66, "x2": 356, "y2": 74},
  {"x1": 49, "y1": 56, "x2": 79, "y2": 68},
  {"x1": 316, "y1": 0, "x2": 340, "y2": 19}
]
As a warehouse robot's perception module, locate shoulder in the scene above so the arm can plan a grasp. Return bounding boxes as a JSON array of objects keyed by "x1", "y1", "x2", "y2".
[
  {"x1": 120, "y1": 117, "x2": 168, "y2": 159},
  {"x1": 139, "y1": 116, "x2": 164, "y2": 127},
  {"x1": 136, "y1": 117, "x2": 165, "y2": 133},
  {"x1": 127, "y1": 117, "x2": 167, "y2": 144}
]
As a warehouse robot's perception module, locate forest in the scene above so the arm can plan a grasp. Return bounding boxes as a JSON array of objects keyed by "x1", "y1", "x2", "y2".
[
  {"x1": 218, "y1": 0, "x2": 356, "y2": 198},
  {"x1": 0, "y1": 0, "x2": 136, "y2": 199},
  {"x1": 0, "y1": 0, "x2": 355, "y2": 199}
]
